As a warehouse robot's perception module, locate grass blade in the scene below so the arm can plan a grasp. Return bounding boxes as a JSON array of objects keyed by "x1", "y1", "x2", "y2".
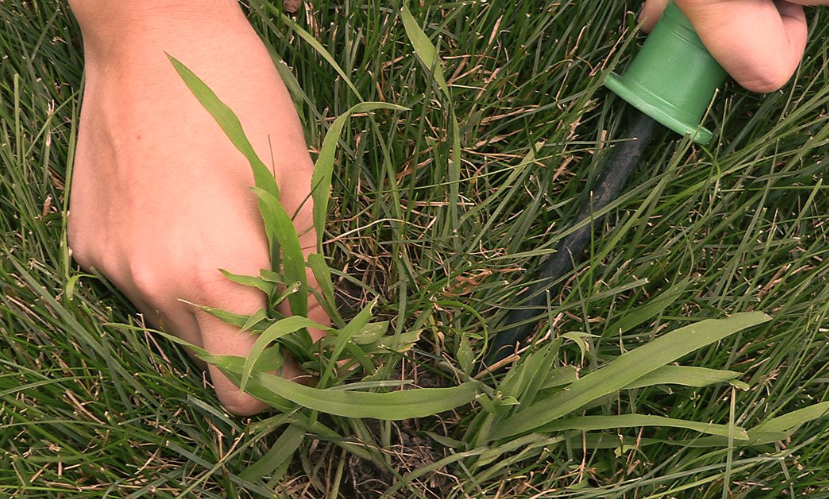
[
  {"x1": 240, "y1": 424, "x2": 305, "y2": 482},
  {"x1": 624, "y1": 365, "x2": 744, "y2": 390},
  {"x1": 208, "y1": 354, "x2": 479, "y2": 420},
  {"x1": 491, "y1": 312, "x2": 771, "y2": 440},
  {"x1": 310, "y1": 102, "x2": 407, "y2": 252},
  {"x1": 400, "y1": 5, "x2": 449, "y2": 98},
  {"x1": 240, "y1": 316, "x2": 332, "y2": 392},
  {"x1": 538, "y1": 414, "x2": 749, "y2": 440},
  {"x1": 251, "y1": 186, "x2": 308, "y2": 316},
  {"x1": 168, "y1": 56, "x2": 281, "y2": 250},
  {"x1": 219, "y1": 269, "x2": 276, "y2": 295}
]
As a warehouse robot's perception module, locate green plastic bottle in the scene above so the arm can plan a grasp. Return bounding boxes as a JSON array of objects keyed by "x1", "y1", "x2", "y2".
[{"x1": 605, "y1": 2, "x2": 727, "y2": 145}]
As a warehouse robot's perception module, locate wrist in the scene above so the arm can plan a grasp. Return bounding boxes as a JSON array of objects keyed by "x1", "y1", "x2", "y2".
[{"x1": 69, "y1": 0, "x2": 243, "y2": 56}]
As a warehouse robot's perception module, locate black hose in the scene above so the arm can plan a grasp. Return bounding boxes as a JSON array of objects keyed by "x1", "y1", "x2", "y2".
[{"x1": 481, "y1": 108, "x2": 664, "y2": 371}]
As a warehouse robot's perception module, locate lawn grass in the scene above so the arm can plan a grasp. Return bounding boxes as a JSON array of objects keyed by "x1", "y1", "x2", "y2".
[{"x1": 2, "y1": 0, "x2": 829, "y2": 497}]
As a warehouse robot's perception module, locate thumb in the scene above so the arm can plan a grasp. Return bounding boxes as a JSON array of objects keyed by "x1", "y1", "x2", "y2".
[{"x1": 673, "y1": 0, "x2": 808, "y2": 92}]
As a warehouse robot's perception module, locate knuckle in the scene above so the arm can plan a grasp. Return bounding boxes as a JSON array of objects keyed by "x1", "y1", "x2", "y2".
[
  {"x1": 186, "y1": 257, "x2": 269, "y2": 309},
  {"x1": 127, "y1": 257, "x2": 165, "y2": 298}
]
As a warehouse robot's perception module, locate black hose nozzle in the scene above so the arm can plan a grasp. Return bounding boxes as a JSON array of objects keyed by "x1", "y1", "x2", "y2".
[{"x1": 481, "y1": 109, "x2": 663, "y2": 372}]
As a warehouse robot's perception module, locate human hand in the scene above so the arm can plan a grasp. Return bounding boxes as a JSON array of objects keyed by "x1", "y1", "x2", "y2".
[
  {"x1": 67, "y1": 1, "x2": 329, "y2": 416},
  {"x1": 641, "y1": 0, "x2": 827, "y2": 92}
]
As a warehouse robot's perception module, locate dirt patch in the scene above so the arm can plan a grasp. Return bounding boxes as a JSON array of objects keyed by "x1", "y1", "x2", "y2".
[{"x1": 339, "y1": 420, "x2": 455, "y2": 498}]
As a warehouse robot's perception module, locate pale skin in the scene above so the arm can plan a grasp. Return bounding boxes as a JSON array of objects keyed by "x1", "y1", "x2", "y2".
[
  {"x1": 66, "y1": 0, "x2": 822, "y2": 416},
  {"x1": 67, "y1": 0, "x2": 328, "y2": 416},
  {"x1": 643, "y1": 0, "x2": 829, "y2": 92}
]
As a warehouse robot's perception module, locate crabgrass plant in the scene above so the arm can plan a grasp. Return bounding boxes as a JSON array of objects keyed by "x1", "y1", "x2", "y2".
[{"x1": 3, "y1": 1, "x2": 829, "y2": 497}]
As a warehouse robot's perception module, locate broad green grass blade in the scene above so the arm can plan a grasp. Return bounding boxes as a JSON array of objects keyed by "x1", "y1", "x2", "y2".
[
  {"x1": 266, "y1": 5, "x2": 364, "y2": 101},
  {"x1": 219, "y1": 269, "x2": 276, "y2": 295},
  {"x1": 401, "y1": 5, "x2": 449, "y2": 98},
  {"x1": 474, "y1": 433, "x2": 567, "y2": 469},
  {"x1": 467, "y1": 341, "x2": 561, "y2": 449},
  {"x1": 311, "y1": 102, "x2": 407, "y2": 251},
  {"x1": 179, "y1": 300, "x2": 250, "y2": 328},
  {"x1": 491, "y1": 312, "x2": 771, "y2": 440},
  {"x1": 752, "y1": 401, "x2": 829, "y2": 435},
  {"x1": 318, "y1": 325, "x2": 421, "y2": 354},
  {"x1": 674, "y1": 402, "x2": 829, "y2": 448},
  {"x1": 239, "y1": 308, "x2": 269, "y2": 333},
  {"x1": 513, "y1": 340, "x2": 562, "y2": 407},
  {"x1": 317, "y1": 298, "x2": 376, "y2": 389},
  {"x1": 168, "y1": 56, "x2": 281, "y2": 246},
  {"x1": 541, "y1": 366, "x2": 579, "y2": 390},
  {"x1": 240, "y1": 316, "x2": 332, "y2": 392},
  {"x1": 401, "y1": 4, "x2": 461, "y2": 245},
  {"x1": 258, "y1": 269, "x2": 287, "y2": 284},
  {"x1": 208, "y1": 354, "x2": 479, "y2": 420},
  {"x1": 240, "y1": 423, "x2": 305, "y2": 482},
  {"x1": 538, "y1": 414, "x2": 749, "y2": 439},
  {"x1": 624, "y1": 365, "x2": 744, "y2": 390},
  {"x1": 497, "y1": 340, "x2": 563, "y2": 401},
  {"x1": 252, "y1": 186, "x2": 308, "y2": 316},
  {"x1": 64, "y1": 272, "x2": 93, "y2": 301},
  {"x1": 457, "y1": 335, "x2": 475, "y2": 373},
  {"x1": 604, "y1": 279, "x2": 690, "y2": 337},
  {"x1": 373, "y1": 330, "x2": 421, "y2": 353},
  {"x1": 331, "y1": 321, "x2": 388, "y2": 345}
]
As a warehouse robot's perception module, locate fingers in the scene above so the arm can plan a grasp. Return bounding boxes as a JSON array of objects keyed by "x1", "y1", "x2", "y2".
[
  {"x1": 128, "y1": 259, "x2": 275, "y2": 416},
  {"x1": 193, "y1": 281, "x2": 271, "y2": 416},
  {"x1": 188, "y1": 242, "x2": 330, "y2": 415},
  {"x1": 640, "y1": 0, "x2": 808, "y2": 92}
]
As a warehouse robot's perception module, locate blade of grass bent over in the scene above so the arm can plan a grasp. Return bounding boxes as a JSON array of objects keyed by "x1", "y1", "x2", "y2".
[
  {"x1": 219, "y1": 269, "x2": 276, "y2": 295},
  {"x1": 316, "y1": 297, "x2": 377, "y2": 389},
  {"x1": 207, "y1": 354, "x2": 480, "y2": 420},
  {"x1": 688, "y1": 401, "x2": 829, "y2": 447},
  {"x1": 624, "y1": 365, "x2": 745, "y2": 390},
  {"x1": 240, "y1": 423, "x2": 306, "y2": 482},
  {"x1": 400, "y1": 5, "x2": 449, "y2": 98},
  {"x1": 401, "y1": 4, "x2": 462, "y2": 249}
]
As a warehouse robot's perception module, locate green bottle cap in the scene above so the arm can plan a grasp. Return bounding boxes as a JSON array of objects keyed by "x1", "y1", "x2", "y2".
[{"x1": 605, "y1": 2, "x2": 727, "y2": 145}]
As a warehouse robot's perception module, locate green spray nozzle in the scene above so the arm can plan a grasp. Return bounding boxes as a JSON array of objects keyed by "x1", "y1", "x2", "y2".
[{"x1": 605, "y1": 2, "x2": 727, "y2": 145}]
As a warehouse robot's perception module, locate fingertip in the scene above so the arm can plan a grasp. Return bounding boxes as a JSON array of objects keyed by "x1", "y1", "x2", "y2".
[
  {"x1": 191, "y1": 279, "x2": 272, "y2": 416},
  {"x1": 732, "y1": 5, "x2": 807, "y2": 93},
  {"x1": 672, "y1": 0, "x2": 807, "y2": 93},
  {"x1": 208, "y1": 368, "x2": 269, "y2": 416}
]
